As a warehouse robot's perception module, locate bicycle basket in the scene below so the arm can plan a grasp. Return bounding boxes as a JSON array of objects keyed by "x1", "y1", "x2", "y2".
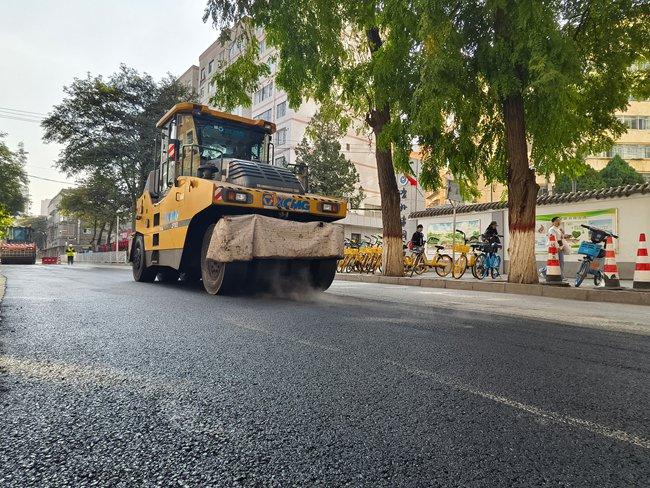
[{"x1": 578, "y1": 241, "x2": 601, "y2": 258}]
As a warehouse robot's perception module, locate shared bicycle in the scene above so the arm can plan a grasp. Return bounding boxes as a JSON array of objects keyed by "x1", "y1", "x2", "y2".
[{"x1": 574, "y1": 225, "x2": 618, "y2": 287}]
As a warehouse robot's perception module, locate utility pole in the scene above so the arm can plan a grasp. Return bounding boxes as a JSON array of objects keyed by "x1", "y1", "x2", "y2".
[{"x1": 116, "y1": 213, "x2": 120, "y2": 263}]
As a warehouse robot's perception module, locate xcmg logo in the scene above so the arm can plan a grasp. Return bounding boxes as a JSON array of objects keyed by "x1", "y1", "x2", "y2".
[{"x1": 262, "y1": 193, "x2": 310, "y2": 212}]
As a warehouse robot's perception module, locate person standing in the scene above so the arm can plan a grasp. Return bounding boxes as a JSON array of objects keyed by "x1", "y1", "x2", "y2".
[
  {"x1": 547, "y1": 217, "x2": 570, "y2": 277},
  {"x1": 66, "y1": 245, "x2": 75, "y2": 265},
  {"x1": 411, "y1": 224, "x2": 425, "y2": 251}
]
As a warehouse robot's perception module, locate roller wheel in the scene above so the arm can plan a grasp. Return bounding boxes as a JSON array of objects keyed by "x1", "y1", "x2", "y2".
[
  {"x1": 132, "y1": 235, "x2": 156, "y2": 283},
  {"x1": 310, "y1": 258, "x2": 337, "y2": 291},
  {"x1": 157, "y1": 268, "x2": 180, "y2": 283},
  {"x1": 200, "y1": 223, "x2": 249, "y2": 295}
]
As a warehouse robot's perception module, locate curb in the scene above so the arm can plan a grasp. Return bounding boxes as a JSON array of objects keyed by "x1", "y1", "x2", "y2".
[{"x1": 335, "y1": 273, "x2": 650, "y2": 307}]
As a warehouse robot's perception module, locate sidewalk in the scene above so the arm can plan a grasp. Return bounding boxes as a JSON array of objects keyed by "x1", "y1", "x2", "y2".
[{"x1": 335, "y1": 272, "x2": 650, "y2": 307}]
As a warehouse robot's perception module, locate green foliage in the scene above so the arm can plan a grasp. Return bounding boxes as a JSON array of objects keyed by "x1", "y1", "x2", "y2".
[
  {"x1": 600, "y1": 155, "x2": 645, "y2": 187},
  {"x1": 58, "y1": 172, "x2": 129, "y2": 238},
  {"x1": 42, "y1": 65, "x2": 195, "y2": 207},
  {"x1": 0, "y1": 206, "x2": 13, "y2": 239},
  {"x1": 203, "y1": 0, "x2": 417, "y2": 172},
  {"x1": 0, "y1": 135, "x2": 29, "y2": 215},
  {"x1": 412, "y1": 0, "x2": 649, "y2": 187},
  {"x1": 554, "y1": 166, "x2": 605, "y2": 193},
  {"x1": 294, "y1": 114, "x2": 364, "y2": 208}
]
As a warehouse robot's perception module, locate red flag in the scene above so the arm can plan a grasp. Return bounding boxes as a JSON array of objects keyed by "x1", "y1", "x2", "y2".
[{"x1": 405, "y1": 174, "x2": 417, "y2": 186}]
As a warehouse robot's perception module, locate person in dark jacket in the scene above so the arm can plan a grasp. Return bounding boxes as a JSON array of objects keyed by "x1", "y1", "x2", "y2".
[
  {"x1": 483, "y1": 221, "x2": 500, "y2": 244},
  {"x1": 411, "y1": 225, "x2": 425, "y2": 248}
]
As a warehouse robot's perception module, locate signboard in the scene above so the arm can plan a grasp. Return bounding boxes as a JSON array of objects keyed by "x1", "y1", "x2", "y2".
[
  {"x1": 446, "y1": 180, "x2": 462, "y2": 203},
  {"x1": 535, "y1": 208, "x2": 617, "y2": 253},
  {"x1": 427, "y1": 219, "x2": 481, "y2": 249}
]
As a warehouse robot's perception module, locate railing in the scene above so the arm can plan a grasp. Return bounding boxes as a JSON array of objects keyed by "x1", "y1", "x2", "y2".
[{"x1": 59, "y1": 250, "x2": 128, "y2": 264}]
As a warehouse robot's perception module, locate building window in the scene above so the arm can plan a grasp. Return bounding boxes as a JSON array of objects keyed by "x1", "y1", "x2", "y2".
[
  {"x1": 258, "y1": 39, "x2": 266, "y2": 55},
  {"x1": 200, "y1": 87, "x2": 204, "y2": 97},
  {"x1": 275, "y1": 156, "x2": 287, "y2": 167},
  {"x1": 276, "y1": 101, "x2": 286, "y2": 118},
  {"x1": 254, "y1": 109, "x2": 272, "y2": 121},
  {"x1": 346, "y1": 143, "x2": 350, "y2": 151},
  {"x1": 200, "y1": 68, "x2": 206, "y2": 81},
  {"x1": 208, "y1": 60, "x2": 214, "y2": 74},
  {"x1": 276, "y1": 128, "x2": 288, "y2": 145},
  {"x1": 618, "y1": 115, "x2": 650, "y2": 130},
  {"x1": 603, "y1": 144, "x2": 650, "y2": 159},
  {"x1": 253, "y1": 82, "x2": 274, "y2": 104}
]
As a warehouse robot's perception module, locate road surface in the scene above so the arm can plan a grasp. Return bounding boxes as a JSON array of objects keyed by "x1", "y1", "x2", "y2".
[{"x1": 1, "y1": 264, "x2": 649, "y2": 486}]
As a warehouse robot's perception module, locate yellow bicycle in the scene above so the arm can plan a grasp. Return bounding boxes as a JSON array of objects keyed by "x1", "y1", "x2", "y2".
[
  {"x1": 451, "y1": 229, "x2": 479, "y2": 279},
  {"x1": 408, "y1": 240, "x2": 453, "y2": 277}
]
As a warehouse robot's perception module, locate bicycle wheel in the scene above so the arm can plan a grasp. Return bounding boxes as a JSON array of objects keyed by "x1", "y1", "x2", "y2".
[
  {"x1": 490, "y1": 255, "x2": 501, "y2": 279},
  {"x1": 414, "y1": 255, "x2": 428, "y2": 275},
  {"x1": 575, "y1": 259, "x2": 590, "y2": 287},
  {"x1": 452, "y1": 254, "x2": 468, "y2": 279},
  {"x1": 593, "y1": 271, "x2": 603, "y2": 287},
  {"x1": 434, "y1": 254, "x2": 453, "y2": 277},
  {"x1": 473, "y1": 254, "x2": 486, "y2": 279}
]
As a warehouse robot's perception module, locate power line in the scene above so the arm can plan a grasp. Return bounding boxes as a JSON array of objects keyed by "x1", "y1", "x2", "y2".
[
  {"x1": 0, "y1": 114, "x2": 44, "y2": 124},
  {"x1": 0, "y1": 106, "x2": 48, "y2": 116},
  {"x1": 26, "y1": 174, "x2": 77, "y2": 185}
]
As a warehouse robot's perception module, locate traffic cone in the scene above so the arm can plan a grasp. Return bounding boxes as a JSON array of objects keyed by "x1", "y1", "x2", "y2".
[
  {"x1": 545, "y1": 234, "x2": 565, "y2": 285},
  {"x1": 603, "y1": 236, "x2": 622, "y2": 290},
  {"x1": 633, "y1": 233, "x2": 650, "y2": 291}
]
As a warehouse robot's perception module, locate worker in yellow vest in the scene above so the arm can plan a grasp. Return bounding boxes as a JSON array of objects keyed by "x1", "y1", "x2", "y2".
[{"x1": 65, "y1": 245, "x2": 75, "y2": 265}]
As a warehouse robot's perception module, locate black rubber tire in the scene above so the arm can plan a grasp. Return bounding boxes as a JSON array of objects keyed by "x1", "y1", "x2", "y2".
[
  {"x1": 132, "y1": 235, "x2": 156, "y2": 283},
  {"x1": 309, "y1": 258, "x2": 337, "y2": 291},
  {"x1": 594, "y1": 271, "x2": 603, "y2": 287},
  {"x1": 473, "y1": 254, "x2": 486, "y2": 279},
  {"x1": 434, "y1": 254, "x2": 453, "y2": 277},
  {"x1": 157, "y1": 268, "x2": 180, "y2": 283},
  {"x1": 200, "y1": 223, "x2": 249, "y2": 295},
  {"x1": 452, "y1": 254, "x2": 468, "y2": 279},
  {"x1": 575, "y1": 259, "x2": 589, "y2": 287}
]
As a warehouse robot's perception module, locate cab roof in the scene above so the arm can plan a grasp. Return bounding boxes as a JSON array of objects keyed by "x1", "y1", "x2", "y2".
[{"x1": 156, "y1": 102, "x2": 276, "y2": 133}]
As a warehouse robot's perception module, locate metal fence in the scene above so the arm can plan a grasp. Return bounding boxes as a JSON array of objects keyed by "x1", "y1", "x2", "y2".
[{"x1": 59, "y1": 250, "x2": 128, "y2": 264}]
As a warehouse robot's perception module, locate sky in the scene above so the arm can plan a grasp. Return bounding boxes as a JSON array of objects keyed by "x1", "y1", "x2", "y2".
[{"x1": 0, "y1": 0, "x2": 217, "y2": 215}]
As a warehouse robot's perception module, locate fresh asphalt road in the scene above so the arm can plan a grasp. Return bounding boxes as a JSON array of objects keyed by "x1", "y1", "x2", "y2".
[{"x1": 0, "y1": 265, "x2": 649, "y2": 487}]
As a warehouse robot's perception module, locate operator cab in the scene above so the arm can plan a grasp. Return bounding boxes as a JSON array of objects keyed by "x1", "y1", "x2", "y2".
[{"x1": 6, "y1": 226, "x2": 32, "y2": 244}]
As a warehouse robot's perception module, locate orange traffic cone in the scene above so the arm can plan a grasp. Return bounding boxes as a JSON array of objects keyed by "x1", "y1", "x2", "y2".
[
  {"x1": 545, "y1": 234, "x2": 564, "y2": 284},
  {"x1": 633, "y1": 233, "x2": 650, "y2": 291},
  {"x1": 603, "y1": 236, "x2": 622, "y2": 290}
]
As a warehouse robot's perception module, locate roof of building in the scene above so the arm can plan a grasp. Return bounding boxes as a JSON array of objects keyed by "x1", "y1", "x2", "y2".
[{"x1": 409, "y1": 183, "x2": 650, "y2": 218}]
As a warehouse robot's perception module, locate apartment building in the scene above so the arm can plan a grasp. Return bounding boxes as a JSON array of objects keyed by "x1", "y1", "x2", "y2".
[
  {"x1": 586, "y1": 99, "x2": 650, "y2": 182},
  {"x1": 182, "y1": 29, "x2": 382, "y2": 208}
]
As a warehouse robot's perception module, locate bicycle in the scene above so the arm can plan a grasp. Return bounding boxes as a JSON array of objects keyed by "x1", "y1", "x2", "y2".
[
  {"x1": 474, "y1": 235, "x2": 503, "y2": 280},
  {"x1": 575, "y1": 224, "x2": 618, "y2": 287},
  {"x1": 408, "y1": 238, "x2": 453, "y2": 277},
  {"x1": 451, "y1": 229, "x2": 479, "y2": 279}
]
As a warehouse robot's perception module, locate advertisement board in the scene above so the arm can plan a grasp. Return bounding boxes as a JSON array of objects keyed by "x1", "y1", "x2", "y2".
[
  {"x1": 427, "y1": 219, "x2": 481, "y2": 249},
  {"x1": 534, "y1": 208, "x2": 617, "y2": 253}
]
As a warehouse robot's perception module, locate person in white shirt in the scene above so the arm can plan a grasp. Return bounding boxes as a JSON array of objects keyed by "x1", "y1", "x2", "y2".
[{"x1": 548, "y1": 216, "x2": 570, "y2": 276}]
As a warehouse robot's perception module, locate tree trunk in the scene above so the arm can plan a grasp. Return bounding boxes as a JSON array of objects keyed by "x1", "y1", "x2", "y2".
[
  {"x1": 106, "y1": 221, "x2": 113, "y2": 245},
  {"x1": 369, "y1": 105, "x2": 403, "y2": 277},
  {"x1": 90, "y1": 219, "x2": 98, "y2": 248},
  {"x1": 366, "y1": 26, "x2": 403, "y2": 277},
  {"x1": 96, "y1": 223, "x2": 106, "y2": 251},
  {"x1": 502, "y1": 92, "x2": 539, "y2": 283}
]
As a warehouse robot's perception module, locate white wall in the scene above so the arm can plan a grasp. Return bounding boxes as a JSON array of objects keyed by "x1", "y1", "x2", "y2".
[{"x1": 410, "y1": 192, "x2": 650, "y2": 278}]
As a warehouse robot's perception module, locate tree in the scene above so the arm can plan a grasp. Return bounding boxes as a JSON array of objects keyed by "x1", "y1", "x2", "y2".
[
  {"x1": 600, "y1": 155, "x2": 645, "y2": 187},
  {"x1": 42, "y1": 65, "x2": 195, "y2": 214},
  {"x1": 0, "y1": 207, "x2": 13, "y2": 240},
  {"x1": 15, "y1": 215, "x2": 47, "y2": 249},
  {"x1": 294, "y1": 114, "x2": 364, "y2": 208},
  {"x1": 58, "y1": 172, "x2": 130, "y2": 248},
  {"x1": 0, "y1": 134, "x2": 29, "y2": 216},
  {"x1": 204, "y1": 1, "x2": 417, "y2": 276},
  {"x1": 412, "y1": 1, "x2": 649, "y2": 283},
  {"x1": 554, "y1": 166, "x2": 605, "y2": 194}
]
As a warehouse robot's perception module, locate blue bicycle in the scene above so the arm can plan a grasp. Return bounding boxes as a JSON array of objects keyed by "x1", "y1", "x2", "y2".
[
  {"x1": 474, "y1": 235, "x2": 503, "y2": 280},
  {"x1": 575, "y1": 224, "x2": 618, "y2": 287}
]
